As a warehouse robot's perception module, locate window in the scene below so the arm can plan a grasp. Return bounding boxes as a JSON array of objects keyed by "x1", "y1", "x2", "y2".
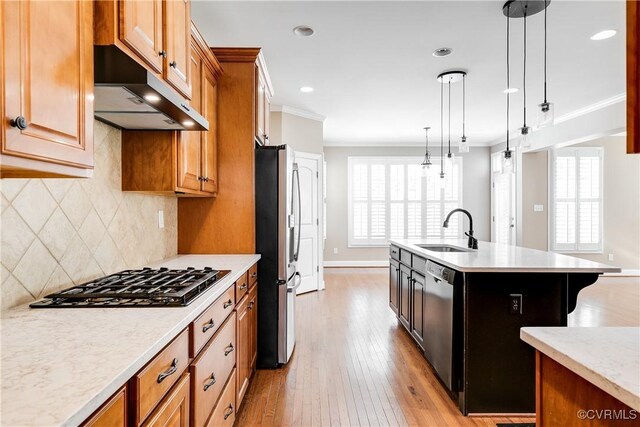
[
  {"x1": 550, "y1": 147, "x2": 603, "y2": 252},
  {"x1": 348, "y1": 156, "x2": 463, "y2": 246}
]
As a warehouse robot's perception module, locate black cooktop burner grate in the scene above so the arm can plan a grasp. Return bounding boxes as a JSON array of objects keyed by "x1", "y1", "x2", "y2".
[{"x1": 30, "y1": 267, "x2": 230, "y2": 308}]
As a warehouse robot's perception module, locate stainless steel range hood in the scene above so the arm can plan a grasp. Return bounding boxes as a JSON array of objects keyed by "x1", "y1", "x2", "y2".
[{"x1": 94, "y1": 46, "x2": 208, "y2": 131}]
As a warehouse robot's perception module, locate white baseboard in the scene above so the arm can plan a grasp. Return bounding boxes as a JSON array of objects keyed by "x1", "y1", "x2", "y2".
[
  {"x1": 324, "y1": 260, "x2": 388, "y2": 268},
  {"x1": 603, "y1": 269, "x2": 640, "y2": 277}
]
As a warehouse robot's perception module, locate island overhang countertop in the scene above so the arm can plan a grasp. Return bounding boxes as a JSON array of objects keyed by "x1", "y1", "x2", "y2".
[{"x1": 390, "y1": 238, "x2": 621, "y2": 273}]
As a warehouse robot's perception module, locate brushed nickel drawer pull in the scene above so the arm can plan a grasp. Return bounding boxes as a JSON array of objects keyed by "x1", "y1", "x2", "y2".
[
  {"x1": 223, "y1": 299, "x2": 233, "y2": 309},
  {"x1": 224, "y1": 343, "x2": 234, "y2": 356},
  {"x1": 203, "y1": 373, "x2": 217, "y2": 391},
  {"x1": 248, "y1": 301, "x2": 254, "y2": 310},
  {"x1": 250, "y1": 272, "x2": 257, "y2": 278},
  {"x1": 223, "y1": 404, "x2": 234, "y2": 420},
  {"x1": 239, "y1": 284, "x2": 247, "y2": 290},
  {"x1": 202, "y1": 319, "x2": 215, "y2": 333},
  {"x1": 157, "y1": 358, "x2": 178, "y2": 383}
]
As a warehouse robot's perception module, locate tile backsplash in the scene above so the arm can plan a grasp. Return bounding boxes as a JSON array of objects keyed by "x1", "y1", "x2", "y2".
[{"x1": 0, "y1": 121, "x2": 177, "y2": 310}]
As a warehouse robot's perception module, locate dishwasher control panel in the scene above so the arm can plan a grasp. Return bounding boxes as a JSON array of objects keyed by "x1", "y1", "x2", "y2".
[{"x1": 426, "y1": 261, "x2": 456, "y2": 284}]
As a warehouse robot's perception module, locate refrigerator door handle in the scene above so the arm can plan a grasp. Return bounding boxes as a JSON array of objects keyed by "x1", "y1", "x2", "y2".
[
  {"x1": 287, "y1": 272, "x2": 302, "y2": 293},
  {"x1": 293, "y1": 165, "x2": 301, "y2": 262}
]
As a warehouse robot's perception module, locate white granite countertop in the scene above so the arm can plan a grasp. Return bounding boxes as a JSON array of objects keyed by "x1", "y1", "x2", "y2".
[
  {"x1": 390, "y1": 238, "x2": 620, "y2": 273},
  {"x1": 1, "y1": 254, "x2": 260, "y2": 427},
  {"x1": 521, "y1": 327, "x2": 640, "y2": 411}
]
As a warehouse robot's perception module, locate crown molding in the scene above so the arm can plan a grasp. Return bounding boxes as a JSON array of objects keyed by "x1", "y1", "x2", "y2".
[{"x1": 272, "y1": 105, "x2": 326, "y2": 122}]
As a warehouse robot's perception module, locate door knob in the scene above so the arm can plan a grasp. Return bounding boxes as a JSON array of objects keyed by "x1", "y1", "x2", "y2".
[{"x1": 10, "y1": 116, "x2": 28, "y2": 130}]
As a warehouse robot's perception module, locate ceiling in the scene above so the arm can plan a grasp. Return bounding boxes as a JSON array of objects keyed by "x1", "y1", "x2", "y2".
[{"x1": 192, "y1": 1, "x2": 626, "y2": 146}]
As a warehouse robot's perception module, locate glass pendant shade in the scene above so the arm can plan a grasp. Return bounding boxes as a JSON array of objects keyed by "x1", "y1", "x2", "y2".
[
  {"x1": 439, "y1": 173, "x2": 447, "y2": 189},
  {"x1": 502, "y1": 150, "x2": 514, "y2": 174},
  {"x1": 537, "y1": 102, "x2": 554, "y2": 128},
  {"x1": 519, "y1": 126, "x2": 532, "y2": 148},
  {"x1": 458, "y1": 136, "x2": 469, "y2": 153}
]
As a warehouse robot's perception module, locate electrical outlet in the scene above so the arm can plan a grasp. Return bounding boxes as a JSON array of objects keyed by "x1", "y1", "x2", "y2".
[
  {"x1": 158, "y1": 210, "x2": 165, "y2": 229},
  {"x1": 608, "y1": 253, "x2": 614, "y2": 261},
  {"x1": 534, "y1": 204, "x2": 544, "y2": 212},
  {"x1": 509, "y1": 294, "x2": 522, "y2": 314},
  {"x1": 333, "y1": 247, "x2": 338, "y2": 254}
]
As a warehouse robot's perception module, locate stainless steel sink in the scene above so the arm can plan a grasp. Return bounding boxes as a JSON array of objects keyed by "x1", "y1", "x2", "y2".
[{"x1": 416, "y1": 244, "x2": 472, "y2": 253}]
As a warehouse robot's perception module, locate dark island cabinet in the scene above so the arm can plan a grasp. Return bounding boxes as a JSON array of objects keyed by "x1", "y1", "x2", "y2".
[
  {"x1": 389, "y1": 259, "x2": 400, "y2": 315},
  {"x1": 398, "y1": 264, "x2": 412, "y2": 331},
  {"x1": 410, "y1": 272, "x2": 426, "y2": 350}
]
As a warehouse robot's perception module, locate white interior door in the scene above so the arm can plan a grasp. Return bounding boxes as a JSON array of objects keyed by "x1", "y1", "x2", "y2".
[
  {"x1": 294, "y1": 152, "x2": 321, "y2": 295},
  {"x1": 491, "y1": 152, "x2": 516, "y2": 245}
]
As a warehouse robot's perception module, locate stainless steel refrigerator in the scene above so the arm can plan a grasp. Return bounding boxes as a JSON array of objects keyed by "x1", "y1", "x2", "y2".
[{"x1": 255, "y1": 145, "x2": 301, "y2": 368}]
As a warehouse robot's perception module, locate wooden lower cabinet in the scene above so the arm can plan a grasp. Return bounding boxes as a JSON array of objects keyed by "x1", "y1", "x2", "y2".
[
  {"x1": 205, "y1": 370, "x2": 237, "y2": 427},
  {"x1": 190, "y1": 313, "x2": 236, "y2": 427},
  {"x1": 83, "y1": 387, "x2": 127, "y2": 427},
  {"x1": 398, "y1": 264, "x2": 412, "y2": 331},
  {"x1": 248, "y1": 285, "x2": 258, "y2": 372},
  {"x1": 536, "y1": 352, "x2": 636, "y2": 426},
  {"x1": 235, "y1": 291, "x2": 252, "y2": 407},
  {"x1": 411, "y1": 272, "x2": 426, "y2": 350},
  {"x1": 389, "y1": 259, "x2": 400, "y2": 315},
  {"x1": 142, "y1": 373, "x2": 190, "y2": 427}
]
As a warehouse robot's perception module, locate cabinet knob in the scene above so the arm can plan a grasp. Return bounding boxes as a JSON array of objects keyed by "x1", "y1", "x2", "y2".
[
  {"x1": 9, "y1": 116, "x2": 28, "y2": 130},
  {"x1": 169, "y1": 61, "x2": 177, "y2": 68},
  {"x1": 159, "y1": 50, "x2": 167, "y2": 58},
  {"x1": 204, "y1": 177, "x2": 210, "y2": 182}
]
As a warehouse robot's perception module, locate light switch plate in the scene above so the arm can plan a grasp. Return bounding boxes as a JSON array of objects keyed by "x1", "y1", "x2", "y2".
[
  {"x1": 158, "y1": 210, "x2": 165, "y2": 229},
  {"x1": 534, "y1": 204, "x2": 544, "y2": 212}
]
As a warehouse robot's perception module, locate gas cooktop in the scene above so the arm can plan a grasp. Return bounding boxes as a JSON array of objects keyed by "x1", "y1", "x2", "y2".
[{"x1": 30, "y1": 267, "x2": 230, "y2": 308}]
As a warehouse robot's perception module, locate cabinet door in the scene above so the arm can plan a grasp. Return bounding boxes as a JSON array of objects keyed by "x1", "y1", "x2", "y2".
[
  {"x1": 142, "y1": 373, "x2": 190, "y2": 427},
  {"x1": 235, "y1": 295, "x2": 251, "y2": 407},
  {"x1": 255, "y1": 69, "x2": 266, "y2": 144},
  {"x1": 164, "y1": 0, "x2": 191, "y2": 99},
  {"x1": 201, "y1": 65, "x2": 218, "y2": 194},
  {"x1": 389, "y1": 259, "x2": 400, "y2": 315},
  {"x1": 399, "y1": 264, "x2": 412, "y2": 331},
  {"x1": 248, "y1": 285, "x2": 258, "y2": 372},
  {"x1": 2, "y1": 0, "x2": 93, "y2": 169},
  {"x1": 176, "y1": 45, "x2": 201, "y2": 192},
  {"x1": 120, "y1": 0, "x2": 163, "y2": 73},
  {"x1": 411, "y1": 273, "x2": 426, "y2": 350},
  {"x1": 83, "y1": 387, "x2": 126, "y2": 427}
]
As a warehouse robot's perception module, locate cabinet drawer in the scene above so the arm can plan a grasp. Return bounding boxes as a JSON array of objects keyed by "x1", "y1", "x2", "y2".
[
  {"x1": 142, "y1": 373, "x2": 190, "y2": 427},
  {"x1": 235, "y1": 273, "x2": 249, "y2": 303},
  {"x1": 205, "y1": 369, "x2": 236, "y2": 427},
  {"x1": 133, "y1": 329, "x2": 189, "y2": 425},
  {"x1": 248, "y1": 263, "x2": 258, "y2": 287},
  {"x1": 190, "y1": 312, "x2": 237, "y2": 427},
  {"x1": 190, "y1": 286, "x2": 235, "y2": 357},
  {"x1": 400, "y1": 249, "x2": 412, "y2": 266},
  {"x1": 389, "y1": 245, "x2": 400, "y2": 261},
  {"x1": 412, "y1": 255, "x2": 427, "y2": 274},
  {"x1": 83, "y1": 387, "x2": 126, "y2": 427}
]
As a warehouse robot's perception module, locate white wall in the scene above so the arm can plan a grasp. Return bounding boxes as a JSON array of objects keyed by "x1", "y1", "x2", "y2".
[
  {"x1": 270, "y1": 111, "x2": 324, "y2": 154},
  {"x1": 324, "y1": 146, "x2": 491, "y2": 263}
]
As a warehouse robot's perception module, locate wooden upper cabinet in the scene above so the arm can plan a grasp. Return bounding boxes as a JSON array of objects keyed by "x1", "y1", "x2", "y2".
[
  {"x1": 119, "y1": 0, "x2": 164, "y2": 74},
  {"x1": 628, "y1": 0, "x2": 639, "y2": 153},
  {"x1": 164, "y1": 0, "x2": 192, "y2": 99},
  {"x1": 254, "y1": 56, "x2": 273, "y2": 146},
  {"x1": 1, "y1": 0, "x2": 94, "y2": 178},
  {"x1": 201, "y1": 66, "x2": 219, "y2": 194},
  {"x1": 176, "y1": 43, "x2": 202, "y2": 192}
]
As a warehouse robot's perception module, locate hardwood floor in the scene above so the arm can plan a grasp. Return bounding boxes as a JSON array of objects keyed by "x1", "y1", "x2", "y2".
[{"x1": 236, "y1": 268, "x2": 540, "y2": 426}]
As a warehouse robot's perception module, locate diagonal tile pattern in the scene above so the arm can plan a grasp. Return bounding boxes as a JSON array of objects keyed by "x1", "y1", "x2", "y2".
[{"x1": 0, "y1": 120, "x2": 178, "y2": 310}]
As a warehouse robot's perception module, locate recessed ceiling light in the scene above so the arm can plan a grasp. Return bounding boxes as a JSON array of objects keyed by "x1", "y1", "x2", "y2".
[
  {"x1": 300, "y1": 86, "x2": 314, "y2": 93},
  {"x1": 432, "y1": 47, "x2": 453, "y2": 58},
  {"x1": 504, "y1": 87, "x2": 519, "y2": 94},
  {"x1": 144, "y1": 94, "x2": 161, "y2": 103},
  {"x1": 293, "y1": 25, "x2": 315, "y2": 37},
  {"x1": 590, "y1": 30, "x2": 617, "y2": 40},
  {"x1": 182, "y1": 120, "x2": 194, "y2": 127}
]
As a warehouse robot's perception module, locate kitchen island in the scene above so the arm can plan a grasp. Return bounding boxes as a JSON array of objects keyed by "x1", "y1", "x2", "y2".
[{"x1": 389, "y1": 238, "x2": 620, "y2": 415}]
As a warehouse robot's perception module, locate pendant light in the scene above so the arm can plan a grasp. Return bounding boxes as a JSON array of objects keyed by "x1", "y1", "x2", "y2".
[
  {"x1": 421, "y1": 126, "x2": 432, "y2": 177},
  {"x1": 459, "y1": 73, "x2": 469, "y2": 153},
  {"x1": 436, "y1": 70, "x2": 466, "y2": 182},
  {"x1": 519, "y1": 7, "x2": 532, "y2": 149},
  {"x1": 446, "y1": 79, "x2": 455, "y2": 171},
  {"x1": 537, "y1": 2, "x2": 554, "y2": 127},
  {"x1": 439, "y1": 79, "x2": 446, "y2": 187},
  {"x1": 503, "y1": 1, "x2": 514, "y2": 174}
]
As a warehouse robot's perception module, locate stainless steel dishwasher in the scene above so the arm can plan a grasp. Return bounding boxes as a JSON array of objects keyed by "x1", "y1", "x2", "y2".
[{"x1": 423, "y1": 260, "x2": 456, "y2": 391}]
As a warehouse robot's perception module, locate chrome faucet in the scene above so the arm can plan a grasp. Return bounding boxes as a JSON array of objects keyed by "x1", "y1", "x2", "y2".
[{"x1": 443, "y1": 208, "x2": 478, "y2": 249}]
